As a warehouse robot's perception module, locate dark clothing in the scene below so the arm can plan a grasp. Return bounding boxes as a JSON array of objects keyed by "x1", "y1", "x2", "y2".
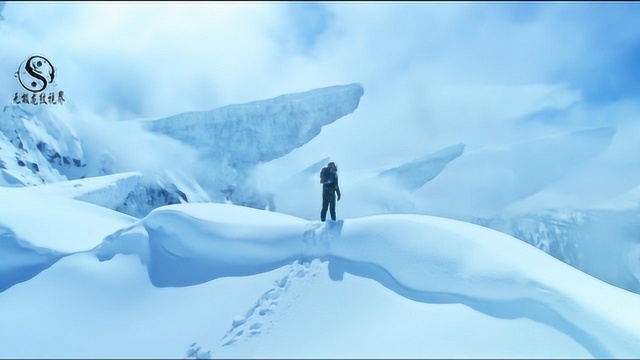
[
  {"x1": 320, "y1": 168, "x2": 341, "y2": 222},
  {"x1": 321, "y1": 189, "x2": 337, "y2": 222}
]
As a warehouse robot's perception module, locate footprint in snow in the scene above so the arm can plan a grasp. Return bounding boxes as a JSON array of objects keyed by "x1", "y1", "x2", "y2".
[
  {"x1": 220, "y1": 259, "x2": 321, "y2": 347},
  {"x1": 302, "y1": 220, "x2": 344, "y2": 256}
]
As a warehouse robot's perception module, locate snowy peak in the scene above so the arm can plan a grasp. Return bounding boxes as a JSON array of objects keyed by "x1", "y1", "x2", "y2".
[{"x1": 0, "y1": 105, "x2": 86, "y2": 186}]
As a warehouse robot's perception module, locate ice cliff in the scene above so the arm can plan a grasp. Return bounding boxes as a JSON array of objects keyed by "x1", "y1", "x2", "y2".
[
  {"x1": 137, "y1": 83, "x2": 364, "y2": 203},
  {"x1": 0, "y1": 106, "x2": 200, "y2": 217},
  {"x1": 0, "y1": 84, "x2": 364, "y2": 217},
  {"x1": 140, "y1": 83, "x2": 363, "y2": 164},
  {"x1": 0, "y1": 105, "x2": 85, "y2": 186}
]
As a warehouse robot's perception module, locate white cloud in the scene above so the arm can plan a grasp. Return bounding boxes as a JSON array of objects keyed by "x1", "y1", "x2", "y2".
[{"x1": 1, "y1": 1, "x2": 639, "y2": 187}]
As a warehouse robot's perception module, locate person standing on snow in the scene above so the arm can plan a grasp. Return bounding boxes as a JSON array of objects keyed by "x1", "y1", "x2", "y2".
[{"x1": 319, "y1": 161, "x2": 341, "y2": 222}]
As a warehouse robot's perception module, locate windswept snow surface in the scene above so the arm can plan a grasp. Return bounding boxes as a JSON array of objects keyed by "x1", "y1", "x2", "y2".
[
  {"x1": 0, "y1": 187, "x2": 136, "y2": 292},
  {"x1": 2, "y1": 197, "x2": 640, "y2": 358}
]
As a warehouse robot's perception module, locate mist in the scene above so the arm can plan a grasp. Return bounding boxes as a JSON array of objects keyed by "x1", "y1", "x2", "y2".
[{"x1": 1, "y1": 1, "x2": 640, "y2": 221}]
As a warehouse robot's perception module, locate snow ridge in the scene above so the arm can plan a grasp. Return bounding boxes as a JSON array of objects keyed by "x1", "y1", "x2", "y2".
[
  {"x1": 479, "y1": 208, "x2": 640, "y2": 294},
  {"x1": 95, "y1": 203, "x2": 640, "y2": 358},
  {"x1": 0, "y1": 225, "x2": 65, "y2": 292},
  {"x1": 0, "y1": 187, "x2": 137, "y2": 291}
]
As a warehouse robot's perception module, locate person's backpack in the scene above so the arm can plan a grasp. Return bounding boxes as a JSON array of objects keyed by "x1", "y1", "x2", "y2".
[{"x1": 320, "y1": 167, "x2": 334, "y2": 185}]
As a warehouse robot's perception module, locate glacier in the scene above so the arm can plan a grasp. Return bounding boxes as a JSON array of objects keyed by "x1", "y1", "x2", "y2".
[
  {"x1": 1, "y1": 80, "x2": 640, "y2": 357},
  {"x1": 140, "y1": 83, "x2": 364, "y2": 164},
  {"x1": 0, "y1": 105, "x2": 85, "y2": 186},
  {"x1": 8, "y1": 171, "x2": 199, "y2": 218},
  {"x1": 258, "y1": 124, "x2": 637, "y2": 300},
  {"x1": 137, "y1": 83, "x2": 364, "y2": 204},
  {"x1": 0, "y1": 106, "x2": 198, "y2": 218},
  {"x1": 2, "y1": 82, "x2": 640, "y2": 310},
  {"x1": 0, "y1": 105, "x2": 202, "y2": 218},
  {"x1": 0, "y1": 84, "x2": 364, "y2": 217}
]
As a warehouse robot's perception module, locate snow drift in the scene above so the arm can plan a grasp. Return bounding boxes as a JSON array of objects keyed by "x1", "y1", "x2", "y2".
[
  {"x1": 92, "y1": 203, "x2": 640, "y2": 358},
  {"x1": 0, "y1": 187, "x2": 136, "y2": 292},
  {"x1": 2, "y1": 190, "x2": 640, "y2": 357}
]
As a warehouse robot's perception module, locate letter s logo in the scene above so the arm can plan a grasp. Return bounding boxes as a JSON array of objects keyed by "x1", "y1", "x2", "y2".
[{"x1": 15, "y1": 55, "x2": 56, "y2": 93}]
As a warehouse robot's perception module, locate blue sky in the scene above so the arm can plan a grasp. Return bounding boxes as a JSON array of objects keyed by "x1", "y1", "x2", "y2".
[{"x1": 1, "y1": 1, "x2": 640, "y2": 170}]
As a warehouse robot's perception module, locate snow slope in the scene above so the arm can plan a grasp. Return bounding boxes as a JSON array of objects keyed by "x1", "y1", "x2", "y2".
[
  {"x1": 0, "y1": 187, "x2": 136, "y2": 292},
  {"x1": 264, "y1": 143, "x2": 465, "y2": 220},
  {"x1": 480, "y1": 208, "x2": 640, "y2": 295},
  {"x1": 2, "y1": 194, "x2": 640, "y2": 358},
  {"x1": 417, "y1": 126, "x2": 617, "y2": 219},
  {"x1": 376, "y1": 142, "x2": 465, "y2": 192}
]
